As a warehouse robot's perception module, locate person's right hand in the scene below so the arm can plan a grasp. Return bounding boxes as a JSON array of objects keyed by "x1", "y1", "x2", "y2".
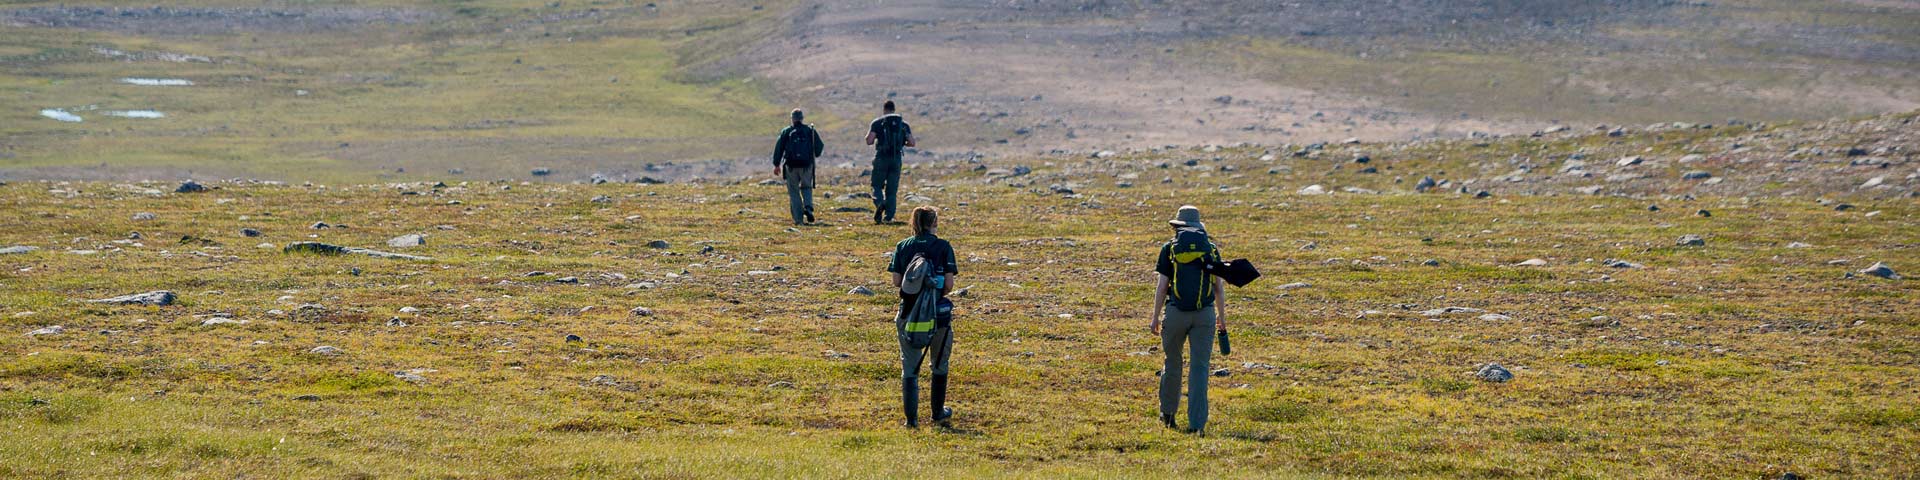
[
  {"x1": 774, "y1": 166, "x2": 783, "y2": 178},
  {"x1": 1150, "y1": 319, "x2": 1161, "y2": 336}
]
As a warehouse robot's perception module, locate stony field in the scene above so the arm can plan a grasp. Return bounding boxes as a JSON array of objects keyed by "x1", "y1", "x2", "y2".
[{"x1": 1, "y1": 116, "x2": 1915, "y2": 478}]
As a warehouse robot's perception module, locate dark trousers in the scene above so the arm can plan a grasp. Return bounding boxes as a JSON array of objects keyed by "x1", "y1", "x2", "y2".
[{"x1": 871, "y1": 155, "x2": 902, "y2": 221}]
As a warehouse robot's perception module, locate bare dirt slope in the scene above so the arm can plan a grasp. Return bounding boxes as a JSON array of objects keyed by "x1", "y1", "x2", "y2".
[{"x1": 748, "y1": 0, "x2": 1920, "y2": 157}]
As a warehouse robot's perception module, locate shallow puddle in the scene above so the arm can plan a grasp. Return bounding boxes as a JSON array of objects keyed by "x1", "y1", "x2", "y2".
[
  {"x1": 106, "y1": 110, "x2": 166, "y2": 119},
  {"x1": 39, "y1": 109, "x2": 82, "y2": 122},
  {"x1": 120, "y1": 78, "x2": 194, "y2": 86}
]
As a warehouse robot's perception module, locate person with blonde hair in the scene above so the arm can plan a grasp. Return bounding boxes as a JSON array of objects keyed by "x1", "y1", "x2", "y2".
[{"x1": 888, "y1": 206, "x2": 957, "y2": 427}]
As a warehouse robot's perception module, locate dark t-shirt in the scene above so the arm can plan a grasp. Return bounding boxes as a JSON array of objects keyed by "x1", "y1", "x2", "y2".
[
  {"x1": 869, "y1": 114, "x2": 912, "y2": 156},
  {"x1": 889, "y1": 233, "x2": 957, "y2": 276}
]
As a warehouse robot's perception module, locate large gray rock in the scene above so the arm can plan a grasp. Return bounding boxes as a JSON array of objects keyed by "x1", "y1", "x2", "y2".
[
  {"x1": 1677, "y1": 234, "x2": 1705, "y2": 246},
  {"x1": 90, "y1": 290, "x2": 176, "y2": 306},
  {"x1": 25, "y1": 325, "x2": 64, "y2": 337},
  {"x1": 284, "y1": 242, "x2": 431, "y2": 261},
  {"x1": 1681, "y1": 170, "x2": 1712, "y2": 180},
  {"x1": 1476, "y1": 363, "x2": 1513, "y2": 382},
  {"x1": 848, "y1": 286, "x2": 875, "y2": 296},
  {"x1": 309, "y1": 345, "x2": 343, "y2": 356},
  {"x1": 1860, "y1": 262, "x2": 1900, "y2": 280},
  {"x1": 131, "y1": 212, "x2": 157, "y2": 221},
  {"x1": 175, "y1": 180, "x2": 208, "y2": 193},
  {"x1": 1414, "y1": 176, "x2": 1437, "y2": 193},
  {"x1": 1422, "y1": 307, "x2": 1485, "y2": 317},
  {"x1": 0, "y1": 246, "x2": 39, "y2": 255},
  {"x1": 386, "y1": 234, "x2": 426, "y2": 248}
]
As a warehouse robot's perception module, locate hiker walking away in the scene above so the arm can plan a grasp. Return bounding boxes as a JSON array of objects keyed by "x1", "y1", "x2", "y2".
[
  {"x1": 771, "y1": 108, "x2": 825, "y2": 225},
  {"x1": 889, "y1": 206, "x2": 957, "y2": 427},
  {"x1": 1150, "y1": 205, "x2": 1228, "y2": 434},
  {"x1": 865, "y1": 100, "x2": 915, "y2": 224}
]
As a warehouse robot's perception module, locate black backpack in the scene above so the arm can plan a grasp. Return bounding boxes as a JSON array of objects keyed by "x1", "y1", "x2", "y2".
[
  {"x1": 783, "y1": 124, "x2": 816, "y2": 168},
  {"x1": 1167, "y1": 228, "x2": 1219, "y2": 312},
  {"x1": 875, "y1": 116, "x2": 908, "y2": 155}
]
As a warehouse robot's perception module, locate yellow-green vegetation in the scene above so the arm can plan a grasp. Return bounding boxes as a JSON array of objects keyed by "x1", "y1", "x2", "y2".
[
  {"x1": 1, "y1": 132, "x2": 1914, "y2": 478},
  {"x1": 0, "y1": 0, "x2": 798, "y2": 181}
]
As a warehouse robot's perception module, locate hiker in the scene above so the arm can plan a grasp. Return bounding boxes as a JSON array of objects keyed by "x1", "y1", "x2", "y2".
[
  {"x1": 1150, "y1": 205, "x2": 1229, "y2": 434},
  {"x1": 889, "y1": 206, "x2": 957, "y2": 427},
  {"x1": 864, "y1": 100, "x2": 915, "y2": 224},
  {"x1": 771, "y1": 108, "x2": 824, "y2": 225}
]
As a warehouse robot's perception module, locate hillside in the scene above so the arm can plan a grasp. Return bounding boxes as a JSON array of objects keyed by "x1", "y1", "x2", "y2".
[{"x1": 5, "y1": 0, "x2": 1920, "y2": 182}]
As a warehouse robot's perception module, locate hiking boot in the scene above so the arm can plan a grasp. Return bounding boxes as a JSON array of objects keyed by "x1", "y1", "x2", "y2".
[
  {"x1": 904, "y1": 418, "x2": 919, "y2": 428},
  {"x1": 934, "y1": 407, "x2": 954, "y2": 426},
  {"x1": 804, "y1": 206, "x2": 815, "y2": 224},
  {"x1": 874, "y1": 210, "x2": 884, "y2": 224},
  {"x1": 1161, "y1": 414, "x2": 1178, "y2": 430}
]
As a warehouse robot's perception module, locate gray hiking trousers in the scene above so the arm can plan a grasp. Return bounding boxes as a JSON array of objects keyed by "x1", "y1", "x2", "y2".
[
  {"x1": 1159, "y1": 307, "x2": 1215, "y2": 431},
  {"x1": 783, "y1": 165, "x2": 815, "y2": 224}
]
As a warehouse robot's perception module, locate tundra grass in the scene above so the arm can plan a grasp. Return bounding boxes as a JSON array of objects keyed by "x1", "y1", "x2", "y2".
[{"x1": 0, "y1": 150, "x2": 1913, "y2": 478}]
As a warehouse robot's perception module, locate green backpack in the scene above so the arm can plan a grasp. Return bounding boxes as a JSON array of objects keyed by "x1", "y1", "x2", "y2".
[
  {"x1": 1167, "y1": 228, "x2": 1219, "y2": 312},
  {"x1": 876, "y1": 115, "x2": 909, "y2": 155}
]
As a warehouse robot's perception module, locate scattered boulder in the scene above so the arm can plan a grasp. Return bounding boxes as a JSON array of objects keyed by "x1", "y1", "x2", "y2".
[
  {"x1": 848, "y1": 286, "x2": 875, "y2": 295},
  {"x1": 1514, "y1": 258, "x2": 1549, "y2": 267},
  {"x1": 1859, "y1": 262, "x2": 1900, "y2": 280},
  {"x1": 1296, "y1": 184, "x2": 1328, "y2": 195},
  {"x1": 590, "y1": 195, "x2": 611, "y2": 204},
  {"x1": 174, "y1": 180, "x2": 208, "y2": 193},
  {"x1": 1278, "y1": 282, "x2": 1311, "y2": 290},
  {"x1": 1476, "y1": 363, "x2": 1513, "y2": 382},
  {"x1": 1422, "y1": 307, "x2": 1484, "y2": 317},
  {"x1": 200, "y1": 318, "x2": 246, "y2": 327},
  {"x1": 647, "y1": 240, "x2": 671, "y2": 249},
  {"x1": 386, "y1": 234, "x2": 426, "y2": 248},
  {"x1": 1602, "y1": 259, "x2": 1644, "y2": 269},
  {"x1": 308, "y1": 345, "x2": 343, "y2": 356},
  {"x1": 1414, "y1": 176, "x2": 1437, "y2": 192},
  {"x1": 1616, "y1": 156, "x2": 1643, "y2": 167},
  {"x1": 0, "y1": 246, "x2": 39, "y2": 255},
  {"x1": 1681, "y1": 171, "x2": 1712, "y2": 180},
  {"x1": 531, "y1": 168, "x2": 552, "y2": 176},
  {"x1": 1477, "y1": 314, "x2": 1512, "y2": 321},
  {"x1": 1696, "y1": 209, "x2": 1711, "y2": 217},
  {"x1": 394, "y1": 370, "x2": 428, "y2": 384},
  {"x1": 284, "y1": 241, "x2": 431, "y2": 261},
  {"x1": 25, "y1": 325, "x2": 64, "y2": 337},
  {"x1": 1210, "y1": 368, "x2": 1231, "y2": 377},
  {"x1": 565, "y1": 334, "x2": 583, "y2": 343},
  {"x1": 1677, "y1": 234, "x2": 1705, "y2": 247},
  {"x1": 630, "y1": 306, "x2": 654, "y2": 317},
  {"x1": 240, "y1": 228, "x2": 262, "y2": 237},
  {"x1": 131, "y1": 212, "x2": 157, "y2": 221},
  {"x1": 1786, "y1": 242, "x2": 1812, "y2": 249},
  {"x1": 310, "y1": 221, "x2": 332, "y2": 229},
  {"x1": 90, "y1": 290, "x2": 176, "y2": 306}
]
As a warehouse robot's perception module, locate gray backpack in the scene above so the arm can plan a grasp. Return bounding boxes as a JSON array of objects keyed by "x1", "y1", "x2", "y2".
[{"x1": 897, "y1": 254, "x2": 938, "y2": 348}]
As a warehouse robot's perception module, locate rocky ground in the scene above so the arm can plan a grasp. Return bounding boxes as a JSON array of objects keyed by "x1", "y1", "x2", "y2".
[{"x1": 0, "y1": 103, "x2": 1914, "y2": 479}]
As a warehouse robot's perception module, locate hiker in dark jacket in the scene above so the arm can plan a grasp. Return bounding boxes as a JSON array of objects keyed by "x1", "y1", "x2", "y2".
[
  {"x1": 888, "y1": 206, "x2": 957, "y2": 427},
  {"x1": 864, "y1": 100, "x2": 915, "y2": 224},
  {"x1": 771, "y1": 109, "x2": 825, "y2": 225},
  {"x1": 1150, "y1": 205, "x2": 1229, "y2": 434}
]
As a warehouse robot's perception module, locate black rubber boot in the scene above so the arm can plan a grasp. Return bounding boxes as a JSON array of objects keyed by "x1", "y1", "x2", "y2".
[
  {"x1": 1161, "y1": 413, "x2": 1178, "y2": 430},
  {"x1": 902, "y1": 378, "x2": 919, "y2": 428},
  {"x1": 931, "y1": 375, "x2": 951, "y2": 425},
  {"x1": 804, "y1": 206, "x2": 814, "y2": 224}
]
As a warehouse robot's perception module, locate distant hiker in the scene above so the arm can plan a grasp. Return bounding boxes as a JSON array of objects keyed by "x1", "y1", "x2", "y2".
[
  {"x1": 865, "y1": 100, "x2": 915, "y2": 224},
  {"x1": 889, "y1": 206, "x2": 957, "y2": 427},
  {"x1": 772, "y1": 108, "x2": 824, "y2": 225},
  {"x1": 1150, "y1": 205, "x2": 1228, "y2": 434}
]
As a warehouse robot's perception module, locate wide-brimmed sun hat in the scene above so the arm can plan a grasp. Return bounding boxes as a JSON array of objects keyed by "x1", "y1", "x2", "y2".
[{"x1": 1169, "y1": 205, "x2": 1204, "y2": 230}]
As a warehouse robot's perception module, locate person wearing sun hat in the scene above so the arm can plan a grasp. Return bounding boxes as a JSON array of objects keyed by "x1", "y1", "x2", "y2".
[{"x1": 1150, "y1": 205, "x2": 1228, "y2": 434}]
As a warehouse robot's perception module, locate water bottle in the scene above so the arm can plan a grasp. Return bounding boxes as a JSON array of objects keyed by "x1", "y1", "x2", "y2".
[{"x1": 1217, "y1": 329, "x2": 1231, "y2": 356}]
